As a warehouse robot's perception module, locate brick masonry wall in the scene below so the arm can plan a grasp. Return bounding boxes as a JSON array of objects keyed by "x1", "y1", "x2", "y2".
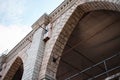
[
  {"x1": 1, "y1": 43, "x2": 31, "y2": 80},
  {"x1": 39, "y1": 0, "x2": 120, "y2": 80},
  {"x1": 2, "y1": 57, "x2": 23, "y2": 80},
  {"x1": 1, "y1": 14, "x2": 48, "y2": 80},
  {"x1": 1, "y1": 0, "x2": 120, "y2": 80}
]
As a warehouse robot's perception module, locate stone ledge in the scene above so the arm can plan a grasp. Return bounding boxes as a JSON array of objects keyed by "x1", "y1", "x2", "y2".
[
  {"x1": 6, "y1": 30, "x2": 33, "y2": 62},
  {"x1": 32, "y1": 13, "x2": 49, "y2": 30},
  {"x1": 49, "y1": 0, "x2": 77, "y2": 22}
]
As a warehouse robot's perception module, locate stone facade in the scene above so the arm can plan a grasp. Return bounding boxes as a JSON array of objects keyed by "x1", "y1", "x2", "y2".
[{"x1": 0, "y1": 0, "x2": 120, "y2": 80}]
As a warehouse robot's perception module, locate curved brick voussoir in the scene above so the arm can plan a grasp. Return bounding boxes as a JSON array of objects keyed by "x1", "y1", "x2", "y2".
[{"x1": 40, "y1": 0, "x2": 120, "y2": 80}]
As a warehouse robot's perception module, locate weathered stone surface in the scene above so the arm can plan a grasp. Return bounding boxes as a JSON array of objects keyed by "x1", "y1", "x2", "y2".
[{"x1": 1, "y1": 0, "x2": 120, "y2": 80}]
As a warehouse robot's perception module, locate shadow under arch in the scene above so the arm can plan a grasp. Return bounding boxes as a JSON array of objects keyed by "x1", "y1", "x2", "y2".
[
  {"x1": 3, "y1": 57, "x2": 24, "y2": 80},
  {"x1": 57, "y1": 10, "x2": 120, "y2": 80},
  {"x1": 43, "y1": 0, "x2": 120, "y2": 79}
]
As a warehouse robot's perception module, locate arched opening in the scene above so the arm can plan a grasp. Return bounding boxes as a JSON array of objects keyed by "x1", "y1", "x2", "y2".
[
  {"x1": 12, "y1": 63, "x2": 23, "y2": 80},
  {"x1": 56, "y1": 10, "x2": 120, "y2": 80},
  {"x1": 3, "y1": 57, "x2": 24, "y2": 80}
]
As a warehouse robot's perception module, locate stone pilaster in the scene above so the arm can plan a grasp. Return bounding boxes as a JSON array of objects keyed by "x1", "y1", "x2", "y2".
[
  {"x1": 21, "y1": 13, "x2": 49, "y2": 80},
  {"x1": 21, "y1": 24, "x2": 46, "y2": 80}
]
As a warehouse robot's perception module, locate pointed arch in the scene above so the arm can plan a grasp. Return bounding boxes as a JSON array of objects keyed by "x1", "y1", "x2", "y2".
[
  {"x1": 41, "y1": 0, "x2": 120, "y2": 79},
  {"x1": 3, "y1": 57, "x2": 23, "y2": 80}
]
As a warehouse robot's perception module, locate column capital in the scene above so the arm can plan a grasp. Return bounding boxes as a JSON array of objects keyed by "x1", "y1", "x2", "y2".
[{"x1": 32, "y1": 13, "x2": 50, "y2": 30}]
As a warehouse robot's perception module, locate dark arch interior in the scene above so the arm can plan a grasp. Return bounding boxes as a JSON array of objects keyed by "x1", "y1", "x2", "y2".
[
  {"x1": 12, "y1": 63, "x2": 23, "y2": 80},
  {"x1": 56, "y1": 10, "x2": 120, "y2": 80}
]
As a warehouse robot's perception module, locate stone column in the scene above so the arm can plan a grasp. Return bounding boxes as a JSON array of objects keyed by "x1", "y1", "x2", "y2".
[
  {"x1": 22, "y1": 24, "x2": 46, "y2": 80},
  {"x1": 21, "y1": 13, "x2": 49, "y2": 80}
]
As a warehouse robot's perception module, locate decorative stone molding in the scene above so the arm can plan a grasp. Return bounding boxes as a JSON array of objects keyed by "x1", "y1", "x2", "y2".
[
  {"x1": 6, "y1": 30, "x2": 33, "y2": 62},
  {"x1": 6, "y1": 14, "x2": 49, "y2": 62},
  {"x1": 32, "y1": 13, "x2": 50, "y2": 30},
  {"x1": 49, "y1": 0, "x2": 77, "y2": 22},
  {"x1": 40, "y1": 0, "x2": 120, "y2": 79},
  {"x1": 1, "y1": 0, "x2": 120, "y2": 80}
]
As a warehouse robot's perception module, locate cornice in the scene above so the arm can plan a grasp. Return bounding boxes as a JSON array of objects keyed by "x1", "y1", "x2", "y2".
[
  {"x1": 32, "y1": 13, "x2": 49, "y2": 30},
  {"x1": 5, "y1": 0, "x2": 78, "y2": 59},
  {"x1": 6, "y1": 14, "x2": 49, "y2": 60},
  {"x1": 32, "y1": 0, "x2": 78, "y2": 26},
  {"x1": 6, "y1": 30, "x2": 33, "y2": 59},
  {"x1": 49, "y1": 0, "x2": 78, "y2": 22}
]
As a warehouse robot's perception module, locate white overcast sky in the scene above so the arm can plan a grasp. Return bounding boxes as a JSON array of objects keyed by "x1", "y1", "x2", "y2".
[{"x1": 0, "y1": 0, "x2": 64, "y2": 55}]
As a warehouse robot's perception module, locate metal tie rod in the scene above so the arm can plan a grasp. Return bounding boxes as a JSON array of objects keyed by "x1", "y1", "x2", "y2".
[
  {"x1": 87, "y1": 66, "x2": 120, "y2": 80},
  {"x1": 64, "y1": 52, "x2": 120, "y2": 80}
]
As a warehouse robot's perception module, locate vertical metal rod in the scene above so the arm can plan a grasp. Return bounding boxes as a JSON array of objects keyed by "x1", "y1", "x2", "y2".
[
  {"x1": 64, "y1": 53, "x2": 119, "y2": 80},
  {"x1": 104, "y1": 61, "x2": 109, "y2": 77}
]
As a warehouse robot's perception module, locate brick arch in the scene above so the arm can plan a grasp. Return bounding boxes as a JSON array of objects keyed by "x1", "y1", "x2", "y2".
[
  {"x1": 3, "y1": 57, "x2": 23, "y2": 80},
  {"x1": 41, "y1": 0, "x2": 120, "y2": 79}
]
